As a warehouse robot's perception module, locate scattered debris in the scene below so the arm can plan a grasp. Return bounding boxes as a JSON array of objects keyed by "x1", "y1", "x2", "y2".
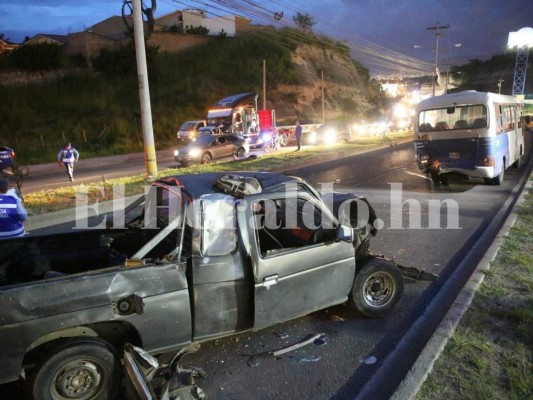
[
  {"x1": 299, "y1": 356, "x2": 322, "y2": 362},
  {"x1": 313, "y1": 335, "x2": 328, "y2": 346},
  {"x1": 368, "y1": 253, "x2": 438, "y2": 281},
  {"x1": 125, "y1": 343, "x2": 207, "y2": 400},
  {"x1": 327, "y1": 314, "x2": 346, "y2": 321},
  {"x1": 247, "y1": 333, "x2": 326, "y2": 367},
  {"x1": 275, "y1": 331, "x2": 289, "y2": 339},
  {"x1": 362, "y1": 355, "x2": 378, "y2": 365}
]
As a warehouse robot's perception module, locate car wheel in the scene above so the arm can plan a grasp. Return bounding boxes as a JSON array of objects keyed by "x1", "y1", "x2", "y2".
[
  {"x1": 279, "y1": 133, "x2": 289, "y2": 147},
  {"x1": 201, "y1": 152, "x2": 212, "y2": 164},
  {"x1": 349, "y1": 258, "x2": 404, "y2": 318},
  {"x1": 30, "y1": 338, "x2": 121, "y2": 400},
  {"x1": 236, "y1": 147, "x2": 246, "y2": 158}
]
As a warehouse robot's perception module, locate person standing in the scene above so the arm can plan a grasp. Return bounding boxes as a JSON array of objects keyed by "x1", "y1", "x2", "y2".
[
  {"x1": 0, "y1": 177, "x2": 27, "y2": 238},
  {"x1": 57, "y1": 142, "x2": 79, "y2": 182},
  {"x1": 295, "y1": 120, "x2": 303, "y2": 151}
]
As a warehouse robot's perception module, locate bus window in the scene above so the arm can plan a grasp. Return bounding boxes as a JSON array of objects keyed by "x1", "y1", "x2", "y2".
[{"x1": 419, "y1": 104, "x2": 487, "y2": 131}]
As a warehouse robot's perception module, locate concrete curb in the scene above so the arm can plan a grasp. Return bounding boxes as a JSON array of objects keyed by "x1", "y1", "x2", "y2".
[{"x1": 390, "y1": 169, "x2": 533, "y2": 399}]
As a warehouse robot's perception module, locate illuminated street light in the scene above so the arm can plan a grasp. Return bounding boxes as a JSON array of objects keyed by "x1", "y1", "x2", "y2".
[{"x1": 508, "y1": 27, "x2": 533, "y2": 95}]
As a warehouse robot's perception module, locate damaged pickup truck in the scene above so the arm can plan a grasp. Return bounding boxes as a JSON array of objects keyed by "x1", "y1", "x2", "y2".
[{"x1": 0, "y1": 172, "x2": 415, "y2": 400}]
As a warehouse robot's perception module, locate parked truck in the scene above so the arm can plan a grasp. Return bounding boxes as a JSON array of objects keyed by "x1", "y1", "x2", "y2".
[
  {"x1": 0, "y1": 171, "x2": 420, "y2": 400},
  {"x1": 206, "y1": 92, "x2": 321, "y2": 148}
]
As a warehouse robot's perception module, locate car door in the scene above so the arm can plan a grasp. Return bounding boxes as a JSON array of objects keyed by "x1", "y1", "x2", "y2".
[
  {"x1": 241, "y1": 191, "x2": 356, "y2": 330},
  {"x1": 211, "y1": 136, "x2": 232, "y2": 159}
]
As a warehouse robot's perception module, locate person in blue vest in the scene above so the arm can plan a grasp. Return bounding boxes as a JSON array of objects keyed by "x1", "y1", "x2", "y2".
[
  {"x1": 295, "y1": 120, "x2": 303, "y2": 151},
  {"x1": 0, "y1": 177, "x2": 27, "y2": 239},
  {"x1": 56, "y1": 142, "x2": 79, "y2": 182}
]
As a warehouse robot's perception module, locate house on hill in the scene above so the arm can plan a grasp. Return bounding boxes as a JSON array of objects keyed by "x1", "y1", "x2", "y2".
[
  {"x1": 23, "y1": 34, "x2": 69, "y2": 46},
  {"x1": 0, "y1": 38, "x2": 18, "y2": 53}
]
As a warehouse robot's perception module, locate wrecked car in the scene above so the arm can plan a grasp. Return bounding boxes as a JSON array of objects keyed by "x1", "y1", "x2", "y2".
[{"x1": 0, "y1": 172, "x2": 407, "y2": 399}]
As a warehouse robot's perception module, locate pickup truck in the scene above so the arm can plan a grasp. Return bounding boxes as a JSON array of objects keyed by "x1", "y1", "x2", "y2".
[{"x1": 0, "y1": 172, "x2": 405, "y2": 400}]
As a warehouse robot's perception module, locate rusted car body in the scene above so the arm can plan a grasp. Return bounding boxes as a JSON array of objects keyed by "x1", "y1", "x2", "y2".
[{"x1": 0, "y1": 172, "x2": 402, "y2": 399}]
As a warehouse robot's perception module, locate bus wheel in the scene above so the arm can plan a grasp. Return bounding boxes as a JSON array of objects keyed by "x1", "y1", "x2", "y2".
[
  {"x1": 492, "y1": 165, "x2": 504, "y2": 185},
  {"x1": 512, "y1": 154, "x2": 521, "y2": 168}
]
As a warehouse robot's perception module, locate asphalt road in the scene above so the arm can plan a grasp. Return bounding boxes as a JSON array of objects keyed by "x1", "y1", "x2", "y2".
[{"x1": 2, "y1": 137, "x2": 531, "y2": 399}]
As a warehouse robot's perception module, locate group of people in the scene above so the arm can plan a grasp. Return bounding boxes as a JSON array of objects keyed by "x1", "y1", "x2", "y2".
[{"x1": 0, "y1": 142, "x2": 80, "y2": 239}]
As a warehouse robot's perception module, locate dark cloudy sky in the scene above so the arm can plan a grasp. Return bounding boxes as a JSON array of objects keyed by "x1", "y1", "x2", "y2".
[{"x1": 1, "y1": 0, "x2": 531, "y2": 75}]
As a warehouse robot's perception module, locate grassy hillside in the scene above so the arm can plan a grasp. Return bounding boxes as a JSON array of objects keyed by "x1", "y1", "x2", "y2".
[{"x1": 0, "y1": 29, "x2": 381, "y2": 165}]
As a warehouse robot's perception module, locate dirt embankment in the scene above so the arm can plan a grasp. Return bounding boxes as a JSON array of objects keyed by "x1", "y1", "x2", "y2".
[{"x1": 270, "y1": 44, "x2": 376, "y2": 123}]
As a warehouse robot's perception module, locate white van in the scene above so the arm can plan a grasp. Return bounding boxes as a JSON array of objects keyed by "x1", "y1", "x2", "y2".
[{"x1": 177, "y1": 120, "x2": 206, "y2": 142}]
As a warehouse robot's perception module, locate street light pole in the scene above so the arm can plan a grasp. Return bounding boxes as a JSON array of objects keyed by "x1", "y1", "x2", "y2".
[{"x1": 427, "y1": 23, "x2": 449, "y2": 97}]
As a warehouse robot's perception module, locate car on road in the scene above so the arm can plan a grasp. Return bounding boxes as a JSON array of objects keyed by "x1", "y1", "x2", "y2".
[
  {"x1": 177, "y1": 120, "x2": 206, "y2": 143},
  {"x1": 174, "y1": 134, "x2": 249, "y2": 166},
  {"x1": 305, "y1": 121, "x2": 352, "y2": 145},
  {"x1": 0, "y1": 171, "x2": 411, "y2": 399}
]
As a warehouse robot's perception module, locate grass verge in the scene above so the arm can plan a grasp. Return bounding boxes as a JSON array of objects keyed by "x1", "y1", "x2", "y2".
[
  {"x1": 415, "y1": 178, "x2": 533, "y2": 400},
  {"x1": 24, "y1": 132, "x2": 410, "y2": 215}
]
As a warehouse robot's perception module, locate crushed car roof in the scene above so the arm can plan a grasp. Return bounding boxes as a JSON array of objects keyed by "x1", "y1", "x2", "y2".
[{"x1": 155, "y1": 172, "x2": 298, "y2": 199}]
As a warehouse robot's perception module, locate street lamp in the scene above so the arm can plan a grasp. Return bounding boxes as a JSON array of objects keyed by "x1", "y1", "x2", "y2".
[{"x1": 427, "y1": 23, "x2": 449, "y2": 97}]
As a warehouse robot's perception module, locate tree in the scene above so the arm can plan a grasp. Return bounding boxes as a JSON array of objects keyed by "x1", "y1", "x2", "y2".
[{"x1": 293, "y1": 12, "x2": 315, "y2": 32}]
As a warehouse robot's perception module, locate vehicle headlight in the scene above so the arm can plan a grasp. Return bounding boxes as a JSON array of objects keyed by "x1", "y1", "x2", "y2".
[
  {"x1": 262, "y1": 134, "x2": 271, "y2": 142},
  {"x1": 188, "y1": 147, "x2": 201, "y2": 157},
  {"x1": 325, "y1": 129, "x2": 337, "y2": 144},
  {"x1": 308, "y1": 131, "x2": 317, "y2": 143},
  {"x1": 174, "y1": 149, "x2": 179, "y2": 156}
]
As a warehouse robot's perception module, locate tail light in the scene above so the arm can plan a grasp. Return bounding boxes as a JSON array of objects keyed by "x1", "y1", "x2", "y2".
[
  {"x1": 480, "y1": 155, "x2": 495, "y2": 166},
  {"x1": 10, "y1": 151, "x2": 15, "y2": 159}
]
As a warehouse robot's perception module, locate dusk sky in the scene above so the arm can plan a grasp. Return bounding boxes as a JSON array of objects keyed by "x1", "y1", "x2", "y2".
[{"x1": 1, "y1": 0, "x2": 532, "y2": 75}]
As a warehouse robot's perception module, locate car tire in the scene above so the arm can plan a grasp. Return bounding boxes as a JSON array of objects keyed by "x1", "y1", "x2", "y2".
[
  {"x1": 201, "y1": 152, "x2": 212, "y2": 164},
  {"x1": 236, "y1": 147, "x2": 246, "y2": 158},
  {"x1": 279, "y1": 133, "x2": 289, "y2": 147},
  {"x1": 349, "y1": 258, "x2": 404, "y2": 318},
  {"x1": 30, "y1": 338, "x2": 121, "y2": 400}
]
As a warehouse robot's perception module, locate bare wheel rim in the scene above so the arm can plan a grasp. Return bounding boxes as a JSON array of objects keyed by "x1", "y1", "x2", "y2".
[
  {"x1": 202, "y1": 153, "x2": 212, "y2": 163},
  {"x1": 362, "y1": 271, "x2": 396, "y2": 307},
  {"x1": 51, "y1": 359, "x2": 105, "y2": 399}
]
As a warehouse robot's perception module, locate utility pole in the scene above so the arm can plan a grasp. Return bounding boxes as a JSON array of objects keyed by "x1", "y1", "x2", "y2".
[
  {"x1": 132, "y1": 0, "x2": 157, "y2": 179},
  {"x1": 321, "y1": 71, "x2": 325, "y2": 124},
  {"x1": 262, "y1": 59, "x2": 266, "y2": 110},
  {"x1": 497, "y1": 79, "x2": 504, "y2": 94},
  {"x1": 427, "y1": 23, "x2": 449, "y2": 97}
]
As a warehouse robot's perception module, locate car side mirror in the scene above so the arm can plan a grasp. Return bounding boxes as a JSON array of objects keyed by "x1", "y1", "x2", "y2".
[{"x1": 337, "y1": 225, "x2": 353, "y2": 242}]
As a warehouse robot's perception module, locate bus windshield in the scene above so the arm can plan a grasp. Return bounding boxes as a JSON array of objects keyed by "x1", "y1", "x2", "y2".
[{"x1": 418, "y1": 104, "x2": 487, "y2": 132}]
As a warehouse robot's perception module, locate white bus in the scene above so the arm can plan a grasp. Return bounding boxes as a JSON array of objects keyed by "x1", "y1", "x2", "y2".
[{"x1": 414, "y1": 91, "x2": 525, "y2": 185}]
